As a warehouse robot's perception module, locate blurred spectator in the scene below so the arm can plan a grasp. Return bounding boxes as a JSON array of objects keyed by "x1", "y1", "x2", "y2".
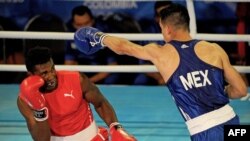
[
  {"x1": 0, "y1": 16, "x2": 26, "y2": 83},
  {"x1": 23, "y1": 13, "x2": 67, "y2": 65},
  {"x1": 139, "y1": 1, "x2": 173, "y2": 45},
  {"x1": 195, "y1": 2, "x2": 238, "y2": 64},
  {"x1": 0, "y1": 16, "x2": 24, "y2": 65},
  {"x1": 235, "y1": 2, "x2": 250, "y2": 86},
  {"x1": 65, "y1": 5, "x2": 119, "y2": 84},
  {"x1": 134, "y1": 1, "x2": 173, "y2": 85},
  {"x1": 103, "y1": 12, "x2": 141, "y2": 84}
]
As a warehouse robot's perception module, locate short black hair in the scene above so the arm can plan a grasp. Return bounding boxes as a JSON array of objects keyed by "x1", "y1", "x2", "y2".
[
  {"x1": 154, "y1": 1, "x2": 173, "y2": 16},
  {"x1": 160, "y1": 3, "x2": 190, "y2": 31},
  {"x1": 25, "y1": 46, "x2": 52, "y2": 73},
  {"x1": 71, "y1": 5, "x2": 93, "y2": 19}
]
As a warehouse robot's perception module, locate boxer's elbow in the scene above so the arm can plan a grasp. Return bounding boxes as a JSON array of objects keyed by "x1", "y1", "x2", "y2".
[
  {"x1": 227, "y1": 85, "x2": 248, "y2": 99},
  {"x1": 236, "y1": 82, "x2": 248, "y2": 98},
  {"x1": 238, "y1": 85, "x2": 248, "y2": 97}
]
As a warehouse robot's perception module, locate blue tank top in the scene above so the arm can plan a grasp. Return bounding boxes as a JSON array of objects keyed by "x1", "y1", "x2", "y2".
[{"x1": 166, "y1": 40, "x2": 229, "y2": 121}]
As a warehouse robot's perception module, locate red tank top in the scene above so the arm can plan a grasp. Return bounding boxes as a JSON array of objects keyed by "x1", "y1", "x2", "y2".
[{"x1": 42, "y1": 71, "x2": 94, "y2": 136}]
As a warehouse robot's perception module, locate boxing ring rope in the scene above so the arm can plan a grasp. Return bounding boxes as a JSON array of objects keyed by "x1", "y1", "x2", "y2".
[
  {"x1": 0, "y1": 31, "x2": 250, "y2": 42},
  {"x1": 0, "y1": 65, "x2": 250, "y2": 73},
  {"x1": 0, "y1": 32, "x2": 249, "y2": 73},
  {"x1": 0, "y1": 0, "x2": 249, "y2": 73}
]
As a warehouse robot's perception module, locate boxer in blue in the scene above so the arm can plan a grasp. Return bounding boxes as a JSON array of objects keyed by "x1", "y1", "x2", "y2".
[{"x1": 74, "y1": 3, "x2": 247, "y2": 141}]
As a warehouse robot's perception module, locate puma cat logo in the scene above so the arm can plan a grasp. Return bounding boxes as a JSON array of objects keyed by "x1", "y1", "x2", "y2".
[{"x1": 64, "y1": 90, "x2": 75, "y2": 99}]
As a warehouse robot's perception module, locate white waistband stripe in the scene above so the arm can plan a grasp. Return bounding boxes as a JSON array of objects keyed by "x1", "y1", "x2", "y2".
[
  {"x1": 186, "y1": 104, "x2": 236, "y2": 136},
  {"x1": 51, "y1": 121, "x2": 98, "y2": 141}
]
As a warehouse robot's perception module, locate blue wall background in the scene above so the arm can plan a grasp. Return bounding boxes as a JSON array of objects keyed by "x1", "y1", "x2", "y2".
[{"x1": 0, "y1": 0, "x2": 238, "y2": 32}]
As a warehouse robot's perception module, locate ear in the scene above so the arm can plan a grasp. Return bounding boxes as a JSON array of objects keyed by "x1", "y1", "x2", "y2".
[
  {"x1": 160, "y1": 21, "x2": 170, "y2": 34},
  {"x1": 165, "y1": 25, "x2": 171, "y2": 35}
]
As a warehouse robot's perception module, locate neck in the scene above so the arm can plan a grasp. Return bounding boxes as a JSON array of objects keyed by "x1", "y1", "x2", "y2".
[{"x1": 172, "y1": 30, "x2": 192, "y2": 42}]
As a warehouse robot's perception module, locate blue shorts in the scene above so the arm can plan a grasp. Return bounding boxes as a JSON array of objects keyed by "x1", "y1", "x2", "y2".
[{"x1": 190, "y1": 115, "x2": 240, "y2": 141}]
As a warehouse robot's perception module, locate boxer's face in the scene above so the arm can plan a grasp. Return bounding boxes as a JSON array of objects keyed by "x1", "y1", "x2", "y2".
[{"x1": 33, "y1": 59, "x2": 58, "y2": 92}]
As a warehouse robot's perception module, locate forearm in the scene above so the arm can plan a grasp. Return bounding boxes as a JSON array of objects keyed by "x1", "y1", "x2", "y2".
[
  {"x1": 95, "y1": 100, "x2": 118, "y2": 127},
  {"x1": 28, "y1": 120, "x2": 51, "y2": 141},
  {"x1": 74, "y1": 26, "x2": 142, "y2": 60},
  {"x1": 17, "y1": 92, "x2": 51, "y2": 141},
  {"x1": 104, "y1": 35, "x2": 138, "y2": 56}
]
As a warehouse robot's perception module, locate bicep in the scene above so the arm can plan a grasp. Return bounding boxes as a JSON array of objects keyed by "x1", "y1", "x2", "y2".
[
  {"x1": 140, "y1": 43, "x2": 162, "y2": 61},
  {"x1": 80, "y1": 73, "x2": 105, "y2": 108}
]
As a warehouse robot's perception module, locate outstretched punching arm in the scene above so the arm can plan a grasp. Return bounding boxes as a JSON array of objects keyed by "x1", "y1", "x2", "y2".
[
  {"x1": 74, "y1": 27, "x2": 160, "y2": 62},
  {"x1": 17, "y1": 75, "x2": 50, "y2": 141}
]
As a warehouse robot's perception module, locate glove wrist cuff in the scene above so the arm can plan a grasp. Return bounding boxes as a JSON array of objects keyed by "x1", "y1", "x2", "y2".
[
  {"x1": 34, "y1": 107, "x2": 49, "y2": 122},
  {"x1": 99, "y1": 33, "x2": 108, "y2": 47},
  {"x1": 109, "y1": 122, "x2": 123, "y2": 129}
]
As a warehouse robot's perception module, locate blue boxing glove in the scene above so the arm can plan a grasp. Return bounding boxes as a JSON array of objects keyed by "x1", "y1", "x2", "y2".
[{"x1": 74, "y1": 27, "x2": 108, "y2": 55}]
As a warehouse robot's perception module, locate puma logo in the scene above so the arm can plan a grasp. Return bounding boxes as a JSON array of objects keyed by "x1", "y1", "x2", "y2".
[{"x1": 64, "y1": 90, "x2": 75, "y2": 99}]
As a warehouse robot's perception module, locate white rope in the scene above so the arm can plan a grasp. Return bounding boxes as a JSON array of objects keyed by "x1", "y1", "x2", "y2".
[
  {"x1": 0, "y1": 65, "x2": 249, "y2": 73},
  {"x1": 186, "y1": 0, "x2": 197, "y2": 36},
  {"x1": 0, "y1": 31, "x2": 74, "y2": 40},
  {"x1": 0, "y1": 65, "x2": 157, "y2": 72},
  {"x1": 195, "y1": 34, "x2": 250, "y2": 42},
  {"x1": 0, "y1": 1, "x2": 249, "y2": 73},
  {"x1": 0, "y1": 31, "x2": 250, "y2": 42}
]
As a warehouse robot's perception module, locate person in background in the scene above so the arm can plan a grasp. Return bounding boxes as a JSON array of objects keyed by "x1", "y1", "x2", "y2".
[
  {"x1": 102, "y1": 12, "x2": 142, "y2": 85},
  {"x1": 65, "y1": 5, "x2": 119, "y2": 84},
  {"x1": 74, "y1": 3, "x2": 247, "y2": 141},
  {"x1": 134, "y1": 1, "x2": 173, "y2": 85},
  {"x1": 0, "y1": 16, "x2": 26, "y2": 83},
  {"x1": 235, "y1": 2, "x2": 250, "y2": 86},
  {"x1": 17, "y1": 46, "x2": 137, "y2": 141},
  {"x1": 140, "y1": 0, "x2": 173, "y2": 46}
]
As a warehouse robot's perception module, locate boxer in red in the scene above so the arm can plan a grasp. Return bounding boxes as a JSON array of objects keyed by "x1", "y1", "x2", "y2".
[{"x1": 17, "y1": 46, "x2": 137, "y2": 141}]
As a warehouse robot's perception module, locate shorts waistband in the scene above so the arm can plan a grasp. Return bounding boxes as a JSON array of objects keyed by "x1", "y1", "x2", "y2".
[
  {"x1": 51, "y1": 121, "x2": 98, "y2": 141},
  {"x1": 186, "y1": 104, "x2": 236, "y2": 136}
]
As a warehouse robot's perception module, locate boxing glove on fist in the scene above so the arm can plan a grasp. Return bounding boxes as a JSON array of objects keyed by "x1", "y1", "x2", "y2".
[
  {"x1": 91, "y1": 127, "x2": 109, "y2": 141},
  {"x1": 110, "y1": 122, "x2": 137, "y2": 141},
  {"x1": 20, "y1": 75, "x2": 48, "y2": 121},
  {"x1": 74, "y1": 27, "x2": 108, "y2": 55}
]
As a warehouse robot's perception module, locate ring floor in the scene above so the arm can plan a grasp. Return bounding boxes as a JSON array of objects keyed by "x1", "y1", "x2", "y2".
[{"x1": 0, "y1": 84, "x2": 250, "y2": 141}]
